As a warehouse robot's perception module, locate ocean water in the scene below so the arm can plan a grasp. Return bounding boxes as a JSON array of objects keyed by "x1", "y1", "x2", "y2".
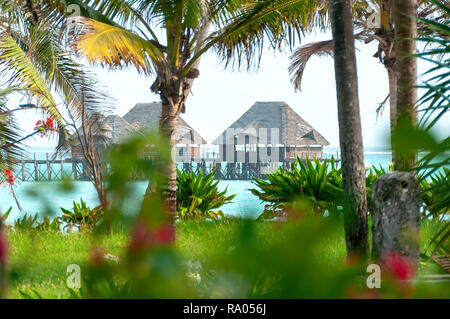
[
  {"x1": 0, "y1": 180, "x2": 264, "y2": 222},
  {"x1": 1, "y1": 146, "x2": 394, "y2": 222}
]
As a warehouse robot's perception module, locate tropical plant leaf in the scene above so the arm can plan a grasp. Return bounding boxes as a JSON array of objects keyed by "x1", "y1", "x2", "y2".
[{"x1": 72, "y1": 17, "x2": 164, "y2": 73}]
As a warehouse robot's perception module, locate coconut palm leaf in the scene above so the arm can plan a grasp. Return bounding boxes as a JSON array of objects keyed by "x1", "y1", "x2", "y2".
[
  {"x1": 71, "y1": 17, "x2": 166, "y2": 73},
  {"x1": 0, "y1": 32, "x2": 70, "y2": 152},
  {"x1": 68, "y1": 0, "x2": 324, "y2": 74},
  {"x1": 289, "y1": 30, "x2": 372, "y2": 91},
  {"x1": 0, "y1": 91, "x2": 21, "y2": 167},
  {"x1": 288, "y1": 0, "x2": 449, "y2": 92},
  {"x1": 61, "y1": 0, "x2": 156, "y2": 34},
  {"x1": 289, "y1": 39, "x2": 334, "y2": 91},
  {"x1": 185, "y1": 0, "x2": 325, "y2": 72},
  {"x1": 0, "y1": 34, "x2": 61, "y2": 120}
]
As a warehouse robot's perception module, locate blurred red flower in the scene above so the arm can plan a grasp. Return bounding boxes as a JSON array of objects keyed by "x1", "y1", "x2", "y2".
[
  {"x1": 155, "y1": 224, "x2": 175, "y2": 243},
  {"x1": 3, "y1": 169, "x2": 14, "y2": 186},
  {"x1": 128, "y1": 220, "x2": 174, "y2": 253},
  {"x1": 382, "y1": 251, "x2": 415, "y2": 281}
]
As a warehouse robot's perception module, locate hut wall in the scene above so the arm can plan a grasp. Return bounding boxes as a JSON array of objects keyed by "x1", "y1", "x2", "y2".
[{"x1": 217, "y1": 145, "x2": 285, "y2": 163}]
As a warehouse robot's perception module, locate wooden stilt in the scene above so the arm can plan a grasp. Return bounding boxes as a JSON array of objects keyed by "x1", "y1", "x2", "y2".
[
  {"x1": 60, "y1": 155, "x2": 64, "y2": 180},
  {"x1": 34, "y1": 152, "x2": 38, "y2": 181},
  {"x1": 46, "y1": 153, "x2": 51, "y2": 180}
]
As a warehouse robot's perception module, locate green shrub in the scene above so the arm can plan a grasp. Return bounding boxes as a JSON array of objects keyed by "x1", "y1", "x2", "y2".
[
  {"x1": 420, "y1": 168, "x2": 450, "y2": 220},
  {"x1": 9, "y1": 212, "x2": 62, "y2": 232},
  {"x1": 366, "y1": 165, "x2": 449, "y2": 220},
  {"x1": 60, "y1": 198, "x2": 103, "y2": 231},
  {"x1": 176, "y1": 169, "x2": 236, "y2": 219},
  {"x1": 14, "y1": 214, "x2": 39, "y2": 232},
  {"x1": 35, "y1": 216, "x2": 62, "y2": 232},
  {"x1": 253, "y1": 158, "x2": 449, "y2": 219},
  {"x1": 251, "y1": 157, "x2": 343, "y2": 217}
]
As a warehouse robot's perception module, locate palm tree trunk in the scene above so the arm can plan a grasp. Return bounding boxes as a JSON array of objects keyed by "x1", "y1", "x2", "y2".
[
  {"x1": 380, "y1": 0, "x2": 399, "y2": 166},
  {"x1": 393, "y1": 0, "x2": 418, "y2": 171},
  {"x1": 145, "y1": 94, "x2": 180, "y2": 243},
  {"x1": 161, "y1": 97, "x2": 179, "y2": 234},
  {"x1": 387, "y1": 65, "x2": 398, "y2": 165},
  {"x1": 330, "y1": 0, "x2": 369, "y2": 260}
]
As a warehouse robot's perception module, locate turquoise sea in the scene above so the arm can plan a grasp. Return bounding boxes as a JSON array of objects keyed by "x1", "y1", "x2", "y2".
[{"x1": 0, "y1": 146, "x2": 396, "y2": 222}]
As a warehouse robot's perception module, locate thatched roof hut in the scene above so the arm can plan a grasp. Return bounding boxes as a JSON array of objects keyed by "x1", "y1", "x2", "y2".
[
  {"x1": 212, "y1": 101, "x2": 329, "y2": 146},
  {"x1": 212, "y1": 101, "x2": 329, "y2": 161},
  {"x1": 69, "y1": 113, "x2": 139, "y2": 158},
  {"x1": 123, "y1": 102, "x2": 207, "y2": 145},
  {"x1": 102, "y1": 114, "x2": 140, "y2": 143}
]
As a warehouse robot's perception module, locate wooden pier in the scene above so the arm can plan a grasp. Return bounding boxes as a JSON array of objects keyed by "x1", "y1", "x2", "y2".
[
  {"x1": 12, "y1": 152, "x2": 339, "y2": 182},
  {"x1": 16, "y1": 152, "x2": 89, "y2": 182}
]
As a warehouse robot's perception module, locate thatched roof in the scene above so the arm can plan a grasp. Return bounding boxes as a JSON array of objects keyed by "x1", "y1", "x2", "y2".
[
  {"x1": 69, "y1": 114, "x2": 136, "y2": 146},
  {"x1": 102, "y1": 114, "x2": 139, "y2": 143},
  {"x1": 123, "y1": 102, "x2": 207, "y2": 145},
  {"x1": 212, "y1": 101, "x2": 329, "y2": 146}
]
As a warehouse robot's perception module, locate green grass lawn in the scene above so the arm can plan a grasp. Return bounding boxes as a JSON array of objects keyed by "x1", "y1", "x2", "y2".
[{"x1": 5, "y1": 218, "x2": 448, "y2": 298}]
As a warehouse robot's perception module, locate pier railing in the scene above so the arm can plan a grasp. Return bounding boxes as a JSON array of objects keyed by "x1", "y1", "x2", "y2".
[
  {"x1": 11, "y1": 152, "x2": 339, "y2": 182},
  {"x1": 16, "y1": 152, "x2": 88, "y2": 181}
]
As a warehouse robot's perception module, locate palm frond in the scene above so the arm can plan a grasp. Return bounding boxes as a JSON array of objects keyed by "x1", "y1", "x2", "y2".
[
  {"x1": 187, "y1": 0, "x2": 327, "y2": 72},
  {"x1": 288, "y1": 32, "x2": 366, "y2": 91},
  {"x1": 0, "y1": 91, "x2": 21, "y2": 168},
  {"x1": 289, "y1": 39, "x2": 333, "y2": 91},
  {"x1": 0, "y1": 34, "x2": 62, "y2": 123},
  {"x1": 71, "y1": 17, "x2": 165, "y2": 73},
  {"x1": 0, "y1": 32, "x2": 67, "y2": 155}
]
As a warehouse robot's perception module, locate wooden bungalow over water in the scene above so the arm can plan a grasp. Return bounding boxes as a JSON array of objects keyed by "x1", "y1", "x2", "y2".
[
  {"x1": 123, "y1": 102, "x2": 207, "y2": 160},
  {"x1": 212, "y1": 101, "x2": 329, "y2": 163},
  {"x1": 71, "y1": 103, "x2": 206, "y2": 161},
  {"x1": 70, "y1": 113, "x2": 138, "y2": 157}
]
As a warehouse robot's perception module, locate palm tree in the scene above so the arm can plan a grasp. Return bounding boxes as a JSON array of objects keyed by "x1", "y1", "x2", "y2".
[
  {"x1": 392, "y1": 0, "x2": 418, "y2": 171},
  {"x1": 289, "y1": 0, "x2": 448, "y2": 167},
  {"x1": 58, "y1": 0, "x2": 326, "y2": 240},
  {"x1": 330, "y1": 0, "x2": 369, "y2": 259},
  {"x1": 0, "y1": 1, "x2": 111, "y2": 210}
]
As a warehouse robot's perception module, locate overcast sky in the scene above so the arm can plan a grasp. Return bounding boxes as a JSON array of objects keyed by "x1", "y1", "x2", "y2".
[{"x1": 10, "y1": 30, "x2": 449, "y2": 148}]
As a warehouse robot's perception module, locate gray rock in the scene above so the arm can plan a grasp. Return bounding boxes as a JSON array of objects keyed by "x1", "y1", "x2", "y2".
[{"x1": 371, "y1": 171, "x2": 421, "y2": 272}]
